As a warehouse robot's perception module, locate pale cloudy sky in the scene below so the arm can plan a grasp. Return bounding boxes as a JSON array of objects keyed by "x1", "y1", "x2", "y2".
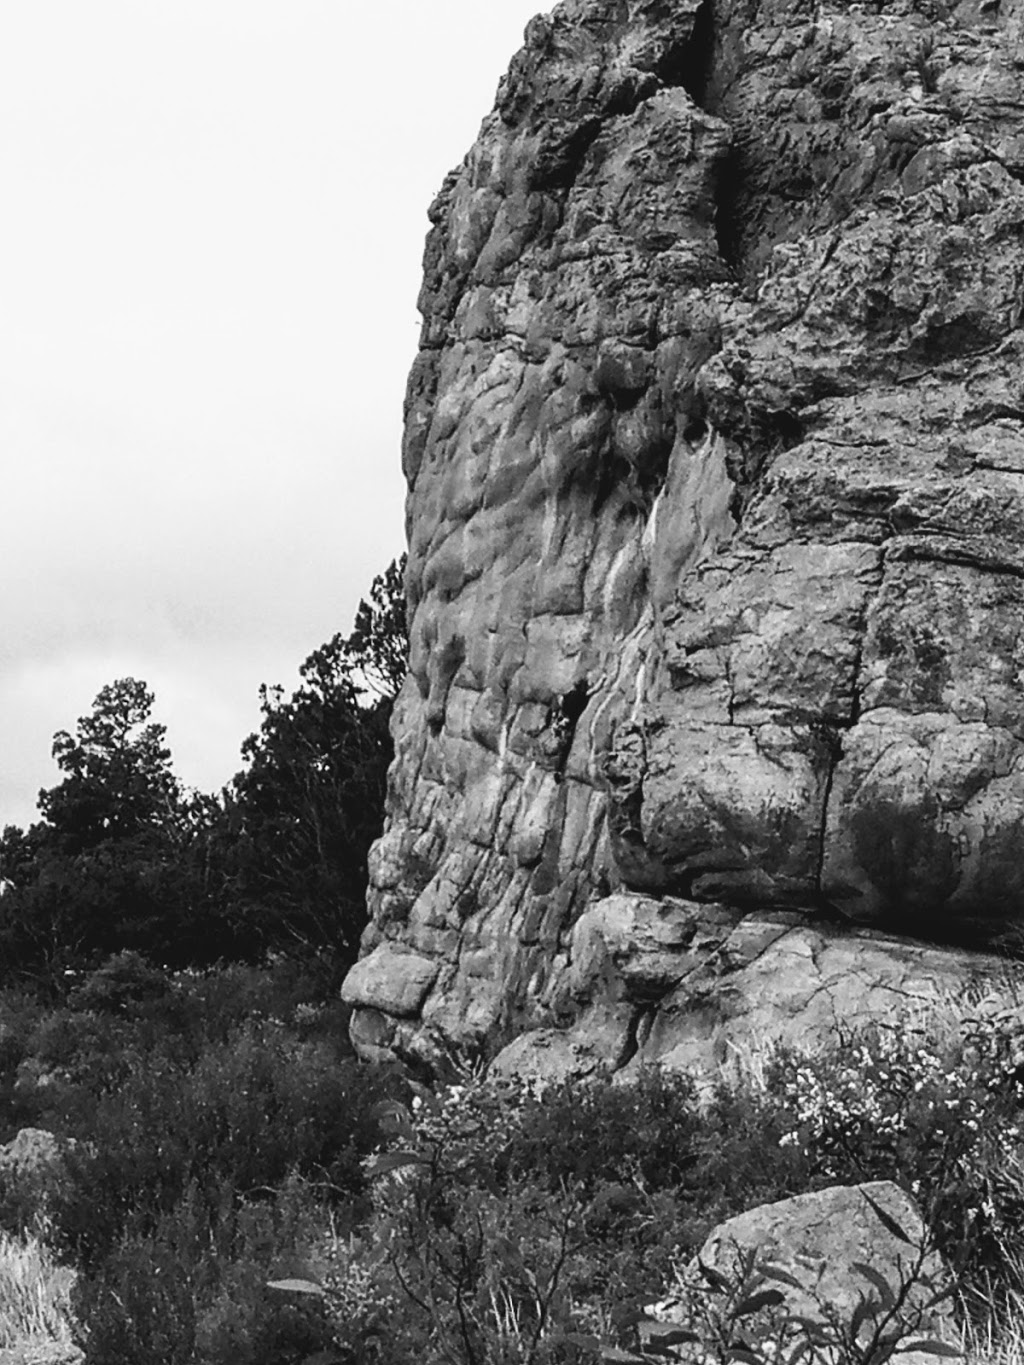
[{"x1": 0, "y1": 1, "x2": 544, "y2": 830}]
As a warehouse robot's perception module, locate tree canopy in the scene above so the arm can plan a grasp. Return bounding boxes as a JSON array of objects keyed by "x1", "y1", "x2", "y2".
[
  {"x1": 40, "y1": 678, "x2": 183, "y2": 854},
  {"x1": 0, "y1": 556, "x2": 408, "y2": 982}
]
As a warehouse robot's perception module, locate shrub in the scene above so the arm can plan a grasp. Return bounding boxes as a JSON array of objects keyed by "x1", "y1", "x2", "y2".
[
  {"x1": 765, "y1": 1015, "x2": 1024, "y2": 1305},
  {"x1": 273, "y1": 1068, "x2": 812, "y2": 1365},
  {"x1": 0, "y1": 989, "x2": 48, "y2": 1138},
  {"x1": 76, "y1": 1176, "x2": 339, "y2": 1365},
  {"x1": 75, "y1": 1236, "x2": 196, "y2": 1365},
  {"x1": 274, "y1": 1000, "x2": 1024, "y2": 1365},
  {"x1": 66, "y1": 949, "x2": 172, "y2": 1016},
  {"x1": 165, "y1": 958, "x2": 355, "y2": 1056},
  {"x1": 51, "y1": 1023, "x2": 402, "y2": 1270}
]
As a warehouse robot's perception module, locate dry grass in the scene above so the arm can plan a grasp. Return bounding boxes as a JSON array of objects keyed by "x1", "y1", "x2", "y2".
[
  {"x1": 0, "y1": 1229, "x2": 76, "y2": 1354},
  {"x1": 961, "y1": 1286, "x2": 1024, "y2": 1365}
]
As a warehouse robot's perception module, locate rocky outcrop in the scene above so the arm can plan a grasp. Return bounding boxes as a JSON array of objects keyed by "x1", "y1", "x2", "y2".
[
  {"x1": 346, "y1": 0, "x2": 1024, "y2": 1069},
  {"x1": 487, "y1": 902, "x2": 1016, "y2": 1087}
]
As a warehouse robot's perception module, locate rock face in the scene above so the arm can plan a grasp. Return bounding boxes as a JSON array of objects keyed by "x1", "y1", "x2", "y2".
[
  {"x1": 486, "y1": 906, "x2": 1016, "y2": 1085},
  {"x1": 345, "y1": 0, "x2": 1024, "y2": 1069}
]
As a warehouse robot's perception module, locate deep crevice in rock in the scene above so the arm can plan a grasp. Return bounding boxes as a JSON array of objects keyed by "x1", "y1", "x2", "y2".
[
  {"x1": 530, "y1": 117, "x2": 605, "y2": 192},
  {"x1": 726, "y1": 410, "x2": 806, "y2": 522},
  {"x1": 534, "y1": 0, "x2": 722, "y2": 197},
  {"x1": 552, "y1": 680, "x2": 592, "y2": 780},
  {"x1": 659, "y1": 0, "x2": 715, "y2": 105},
  {"x1": 614, "y1": 1005, "x2": 646, "y2": 1071},
  {"x1": 656, "y1": 0, "x2": 746, "y2": 272},
  {"x1": 711, "y1": 144, "x2": 746, "y2": 272},
  {"x1": 813, "y1": 725, "x2": 844, "y2": 903}
]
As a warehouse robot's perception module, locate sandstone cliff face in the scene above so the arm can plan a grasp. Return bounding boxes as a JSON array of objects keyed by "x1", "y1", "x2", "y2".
[{"x1": 343, "y1": 0, "x2": 1024, "y2": 1071}]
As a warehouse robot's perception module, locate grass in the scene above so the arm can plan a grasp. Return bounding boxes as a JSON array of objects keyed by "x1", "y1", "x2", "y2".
[
  {"x1": 965, "y1": 1296, "x2": 1024, "y2": 1365},
  {"x1": 0, "y1": 1227, "x2": 77, "y2": 1354}
]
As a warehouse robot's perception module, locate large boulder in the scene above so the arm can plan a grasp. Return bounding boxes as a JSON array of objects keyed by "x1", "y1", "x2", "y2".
[
  {"x1": 346, "y1": 0, "x2": 1024, "y2": 1068},
  {"x1": 644, "y1": 1182, "x2": 957, "y2": 1363}
]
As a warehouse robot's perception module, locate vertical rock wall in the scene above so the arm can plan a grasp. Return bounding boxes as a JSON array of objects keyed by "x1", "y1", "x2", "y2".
[{"x1": 343, "y1": 0, "x2": 1024, "y2": 1070}]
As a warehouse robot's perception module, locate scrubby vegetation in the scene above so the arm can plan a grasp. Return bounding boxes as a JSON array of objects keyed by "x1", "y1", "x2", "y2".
[
  {"x1": 0, "y1": 954, "x2": 406, "y2": 1363},
  {"x1": 0, "y1": 556, "x2": 408, "y2": 1361},
  {"x1": 294, "y1": 988, "x2": 1024, "y2": 1365},
  {"x1": 5, "y1": 557, "x2": 1024, "y2": 1362},
  {"x1": 2, "y1": 959, "x2": 1024, "y2": 1364},
  {"x1": 0, "y1": 1227, "x2": 77, "y2": 1354}
]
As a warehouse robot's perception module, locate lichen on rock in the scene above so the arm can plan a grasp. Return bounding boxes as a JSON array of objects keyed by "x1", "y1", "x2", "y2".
[{"x1": 345, "y1": 0, "x2": 1024, "y2": 1072}]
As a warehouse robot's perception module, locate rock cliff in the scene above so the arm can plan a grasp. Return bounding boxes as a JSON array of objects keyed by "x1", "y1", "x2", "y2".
[{"x1": 343, "y1": 0, "x2": 1024, "y2": 1073}]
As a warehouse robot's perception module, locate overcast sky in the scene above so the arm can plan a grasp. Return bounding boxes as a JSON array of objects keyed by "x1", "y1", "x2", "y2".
[{"x1": 0, "y1": 1, "x2": 545, "y2": 830}]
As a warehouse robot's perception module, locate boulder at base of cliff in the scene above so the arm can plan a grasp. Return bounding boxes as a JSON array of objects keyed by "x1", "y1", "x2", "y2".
[
  {"x1": 643, "y1": 1182, "x2": 958, "y2": 1365},
  {"x1": 340, "y1": 942, "x2": 439, "y2": 1019}
]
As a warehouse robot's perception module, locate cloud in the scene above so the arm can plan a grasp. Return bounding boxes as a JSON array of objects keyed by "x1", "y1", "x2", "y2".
[{"x1": 0, "y1": 0, "x2": 543, "y2": 830}]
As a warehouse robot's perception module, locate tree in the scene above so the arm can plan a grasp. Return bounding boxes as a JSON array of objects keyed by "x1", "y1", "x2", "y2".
[
  {"x1": 341, "y1": 554, "x2": 408, "y2": 701},
  {"x1": 0, "y1": 679, "x2": 206, "y2": 977},
  {"x1": 0, "y1": 557, "x2": 410, "y2": 981},
  {"x1": 214, "y1": 556, "x2": 408, "y2": 962},
  {"x1": 0, "y1": 677, "x2": 238, "y2": 977},
  {"x1": 40, "y1": 678, "x2": 183, "y2": 854}
]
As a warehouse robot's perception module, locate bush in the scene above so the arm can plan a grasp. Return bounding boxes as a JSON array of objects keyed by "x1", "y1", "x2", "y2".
[
  {"x1": 0, "y1": 989, "x2": 48, "y2": 1138},
  {"x1": 8, "y1": 968, "x2": 1024, "y2": 1363},
  {"x1": 765, "y1": 1015, "x2": 1024, "y2": 1303},
  {"x1": 76, "y1": 1236, "x2": 197, "y2": 1365},
  {"x1": 0, "y1": 1227, "x2": 77, "y2": 1353},
  {"x1": 76, "y1": 1177, "x2": 339, "y2": 1365},
  {"x1": 66, "y1": 950, "x2": 172, "y2": 1016},
  {"x1": 283, "y1": 1068, "x2": 814, "y2": 1365},
  {"x1": 51, "y1": 1023, "x2": 402, "y2": 1271},
  {"x1": 280, "y1": 997, "x2": 1024, "y2": 1365}
]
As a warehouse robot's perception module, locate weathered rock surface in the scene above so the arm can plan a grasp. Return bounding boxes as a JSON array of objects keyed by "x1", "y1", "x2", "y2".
[
  {"x1": 488, "y1": 898, "x2": 1014, "y2": 1086},
  {"x1": 645, "y1": 1182, "x2": 955, "y2": 1362},
  {"x1": 346, "y1": 0, "x2": 1024, "y2": 1069}
]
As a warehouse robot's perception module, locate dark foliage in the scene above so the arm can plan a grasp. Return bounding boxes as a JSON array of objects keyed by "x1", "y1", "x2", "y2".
[
  {"x1": 0, "y1": 556, "x2": 408, "y2": 979},
  {"x1": 0, "y1": 680, "x2": 207, "y2": 976},
  {"x1": 0, "y1": 962, "x2": 404, "y2": 1364}
]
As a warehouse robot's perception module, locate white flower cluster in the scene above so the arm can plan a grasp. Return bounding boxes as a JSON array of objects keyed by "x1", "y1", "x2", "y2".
[
  {"x1": 402, "y1": 1070, "x2": 541, "y2": 1154},
  {"x1": 316, "y1": 1236, "x2": 399, "y2": 1340},
  {"x1": 776, "y1": 1025, "x2": 1021, "y2": 1181}
]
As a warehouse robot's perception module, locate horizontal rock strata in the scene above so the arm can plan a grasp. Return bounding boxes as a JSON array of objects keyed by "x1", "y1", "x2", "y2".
[{"x1": 346, "y1": 0, "x2": 1024, "y2": 1070}]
